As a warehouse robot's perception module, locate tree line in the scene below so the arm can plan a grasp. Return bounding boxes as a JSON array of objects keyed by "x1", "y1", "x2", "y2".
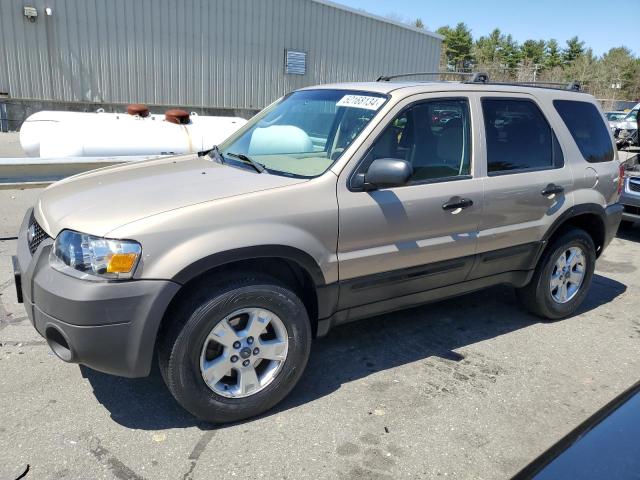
[{"x1": 408, "y1": 20, "x2": 640, "y2": 106}]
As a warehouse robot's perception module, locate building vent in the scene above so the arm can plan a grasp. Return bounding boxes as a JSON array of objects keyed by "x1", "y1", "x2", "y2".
[{"x1": 285, "y1": 50, "x2": 306, "y2": 75}]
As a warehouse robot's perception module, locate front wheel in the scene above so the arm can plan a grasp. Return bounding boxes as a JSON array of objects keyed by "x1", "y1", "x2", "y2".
[
  {"x1": 158, "y1": 275, "x2": 311, "y2": 423},
  {"x1": 516, "y1": 229, "x2": 596, "y2": 320}
]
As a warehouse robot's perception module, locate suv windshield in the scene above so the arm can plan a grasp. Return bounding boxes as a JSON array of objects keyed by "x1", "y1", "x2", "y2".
[{"x1": 219, "y1": 89, "x2": 388, "y2": 178}]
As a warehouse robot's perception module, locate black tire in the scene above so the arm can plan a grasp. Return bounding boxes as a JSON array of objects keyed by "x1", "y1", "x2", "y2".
[
  {"x1": 516, "y1": 228, "x2": 596, "y2": 320},
  {"x1": 158, "y1": 273, "x2": 311, "y2": 423}
]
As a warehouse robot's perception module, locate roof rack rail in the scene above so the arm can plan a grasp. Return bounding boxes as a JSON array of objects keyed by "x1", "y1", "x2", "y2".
[
  {"x1": 376, "y1": 72, "x2": 583, "y2": 92},
  {"x1": 481, "y1": 80, "x2": 583, "y2": 92},
  {"x1": 376, "y1": 71, "x2": 489, "y2": 82}
]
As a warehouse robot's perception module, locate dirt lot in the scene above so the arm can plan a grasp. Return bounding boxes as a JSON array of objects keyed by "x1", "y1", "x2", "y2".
[{"x1": 1, "y1": 190, "x2": 639, "y2": 479}]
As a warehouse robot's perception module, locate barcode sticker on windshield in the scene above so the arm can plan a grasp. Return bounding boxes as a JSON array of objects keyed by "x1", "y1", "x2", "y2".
[{"x1": 336, "y1": 95, "x2": 385, "y2": 110}]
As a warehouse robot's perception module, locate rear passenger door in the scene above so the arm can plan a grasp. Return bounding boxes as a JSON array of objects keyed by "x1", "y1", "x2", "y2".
[{"x1": 471, "y1": 94, "x2": 574, "y2": 279}]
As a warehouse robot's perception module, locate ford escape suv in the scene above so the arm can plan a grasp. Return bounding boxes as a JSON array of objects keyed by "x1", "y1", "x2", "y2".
[{"x1": 13, "y1": 75, "x2": 623, "y2": 423}]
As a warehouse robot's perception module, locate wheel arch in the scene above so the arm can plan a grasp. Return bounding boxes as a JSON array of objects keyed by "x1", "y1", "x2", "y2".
[
  {"x1": 542, "y1": 204, "x2": 607, "y2": 258},
  {"x1": 158, "y1": 245, "x2": 337, "y2": 341}
]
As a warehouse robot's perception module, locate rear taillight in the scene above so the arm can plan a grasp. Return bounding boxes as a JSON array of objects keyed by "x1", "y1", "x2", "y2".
[{"x1": 618, "y1": 163, "x2": 625, "y2": 195}]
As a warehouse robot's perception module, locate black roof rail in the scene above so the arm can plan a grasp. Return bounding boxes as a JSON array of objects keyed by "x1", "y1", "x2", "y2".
[
  {"x1": 376, "y1": 71, "x2": 486, "y2": 82},
  {"x1": 375, "y1": 72, "x2": 583, "y2": 92},
  {"x1": 479, "y1": 80, "x2": 584, "y2": 92}
]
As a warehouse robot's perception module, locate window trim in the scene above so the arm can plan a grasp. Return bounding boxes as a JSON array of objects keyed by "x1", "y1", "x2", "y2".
[
  {"x1": 481, "y1": 96, "x2": 563, "y2": 177},
  {"x1": 348, "y1": 96, "x2": 473, "y2": 191}
]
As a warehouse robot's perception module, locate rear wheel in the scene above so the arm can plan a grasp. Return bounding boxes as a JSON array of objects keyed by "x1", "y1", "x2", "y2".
[
  {"x1": 516, "y1": 229, "x2": 596, "y2": 320},
  {"x1": 158, "y1": 274, "x2": 311, "y2": 423}
]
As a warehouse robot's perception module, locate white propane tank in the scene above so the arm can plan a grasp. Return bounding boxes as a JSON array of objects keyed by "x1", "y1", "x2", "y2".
[
  {"x1": 21, "y1": 106, "x2": 247, "y2": 158},
  {"x1": 20, "y1": 110, "x2": 113, "y2": 157}
]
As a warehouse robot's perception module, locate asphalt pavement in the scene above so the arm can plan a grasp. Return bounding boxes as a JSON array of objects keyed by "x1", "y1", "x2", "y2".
[{"x1": 1, "y1": 190, "x2": 639, "y2": 479}]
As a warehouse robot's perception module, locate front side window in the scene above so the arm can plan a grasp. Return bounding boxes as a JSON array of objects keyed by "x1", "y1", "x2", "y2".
[
  {"x1": 220, "y1": 89, "x2": 387, "y2": 178},
  {"x1": 357, "y1": 98, "x2": 472, "y2": 184},
  {"x1": 482, "y1": 98, "x2": 558, "y2": 174},
  {"x1": 553, "y1": 100, "x2": 614, "y2": 163}
]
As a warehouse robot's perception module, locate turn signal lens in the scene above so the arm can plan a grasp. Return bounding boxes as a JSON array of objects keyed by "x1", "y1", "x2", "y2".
[
  {"x1": 50, "y1": 230, "x2": 142, "y2": 280},
  {"x1": 618, "y1": 163, "x2": 625, "y2": 196},
  {"x1": 106, "y1": 253, "x2": 138, "y2": 273}
]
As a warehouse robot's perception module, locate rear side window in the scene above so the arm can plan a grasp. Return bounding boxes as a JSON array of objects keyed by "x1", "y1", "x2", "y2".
[
  {"x1": 553, "y1": 100, "x2": 614, "y2": 163},
  {"x1": 482, "y1": 98, "x2": 558, "y2": 174}
]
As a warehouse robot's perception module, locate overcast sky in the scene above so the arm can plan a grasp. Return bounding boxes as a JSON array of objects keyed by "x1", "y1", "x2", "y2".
[{"x1": 336, "y1": 0, "x2": 638, "y2": 57}]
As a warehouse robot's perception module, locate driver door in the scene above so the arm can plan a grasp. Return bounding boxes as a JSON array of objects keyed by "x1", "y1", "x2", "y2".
[{"x1": 336, "y1": 94, "x2": 483, "y2": 311}]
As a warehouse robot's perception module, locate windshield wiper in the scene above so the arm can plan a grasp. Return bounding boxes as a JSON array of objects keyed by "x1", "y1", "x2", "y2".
[
  {"x1": 226, "y1": 152, "x2": 266, "y2": 173},
  {"x1": 200, "y1": 145, "x2": 225, "y2": 165}
]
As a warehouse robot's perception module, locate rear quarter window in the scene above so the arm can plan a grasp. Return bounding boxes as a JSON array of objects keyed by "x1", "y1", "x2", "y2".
[{"x1": 553, "y1": 100, "x2": 614, "y2": 163}]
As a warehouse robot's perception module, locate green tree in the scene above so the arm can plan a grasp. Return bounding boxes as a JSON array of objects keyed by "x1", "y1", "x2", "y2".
[
  {"x1": 498, "y1": 34, "x2": 521, "y2": 71},
  {"x1": 437, "y1": 22, "x2": 474, "y2": 71},
  {"x1": 433, "y1": 23, "x2": 640, "y2": 99},
  {"x1": 621, "y1": 59, "x2": 640, "y2": 99},
  {"x1": 521, "y1": 39, "x2": 546, "y2": 66},
  {"x1": 544, "y1": 39, "x2": 562, "y2": 69},
  {"x1": 414, "y1": 18, "x2": 424, "y2": 29},
  {"x1": 563, "y1": 48, "x2": 598, "y2": 88},
  {"x1": 562, "y1": 36, "x2": 585, "y2": 65},
  {"x1": 473, "y1": 28, "x2": 502, "y2": 65}
]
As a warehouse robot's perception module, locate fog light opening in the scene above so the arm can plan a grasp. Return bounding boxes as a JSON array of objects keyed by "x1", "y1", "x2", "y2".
[{"x1": 45, "y1": 326, "x2": 74, "y2": 362}]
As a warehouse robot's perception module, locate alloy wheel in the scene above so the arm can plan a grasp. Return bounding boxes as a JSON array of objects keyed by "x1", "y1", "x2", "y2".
[{"x1": 199, "y1": 308, "x2": 289, "y2": 398}]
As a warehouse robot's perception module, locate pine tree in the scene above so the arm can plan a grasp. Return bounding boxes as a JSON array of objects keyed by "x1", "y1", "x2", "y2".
[
  {"x1": 562, "y1": 36, "x2": 585, "y2": 65},
  {"x1": 437, "y1": 23, "x2": 474, "y2": 71},
  {"x1": 545, "y1": 39, "x2": 562, "y2": 69}
]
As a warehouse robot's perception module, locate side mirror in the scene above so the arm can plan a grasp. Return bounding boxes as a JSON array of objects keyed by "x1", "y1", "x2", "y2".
[{"x1": 352, "y1": 158, "x2": 413, "y2": 191}]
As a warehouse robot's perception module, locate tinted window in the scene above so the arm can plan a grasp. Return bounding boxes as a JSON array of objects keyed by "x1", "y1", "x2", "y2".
[
  {"x1": 554, "y1": 100, "x2": 614, "y2": 163},
  {"x1": 482, "y1": 98, "x2": 556, "y2": 174},
  {"x1": 360, "y1": 98, "x2": 471, "y2": 183}
]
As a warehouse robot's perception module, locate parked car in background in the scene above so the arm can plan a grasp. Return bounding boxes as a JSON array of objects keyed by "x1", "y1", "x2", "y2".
[
  {"x1": 605, "y1": 110, "x2": 628, "y2": 127},
  {"x1": 612, "y1": 106, "x2": 639, "y2": 138},
  {"x1": 620, "y1": 153, "x2": 640, "y2": 227},
  {"x1": 513, "y1": 381, "x2": 640, "y2": 480},
  {"x1": 13, "y1": 75, "x2": 623, "y2": 423}
]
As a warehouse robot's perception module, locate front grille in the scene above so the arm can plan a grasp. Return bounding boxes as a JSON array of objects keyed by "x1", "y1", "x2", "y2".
[
  {"x1": 624, "y1": 204, "x2": 640, "y2": 216},
  {"x1": 629, "y1": 178, "x2": 640, "y2": 193},
  {"x1": 27, "y1": 212, "x2": 50, "y2": 255}
]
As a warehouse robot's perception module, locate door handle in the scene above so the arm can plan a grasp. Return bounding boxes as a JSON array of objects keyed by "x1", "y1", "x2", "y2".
[
  {"x1": 442, "y1": 196, "x2": 473, "y2": 212},
  {"x1": 541, "y1": 183, "x2": 564, "y2": 197}
]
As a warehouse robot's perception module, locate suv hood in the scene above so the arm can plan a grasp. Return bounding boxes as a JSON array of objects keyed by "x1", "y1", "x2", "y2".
[{"x1": 36, "y1": 154, "x2": 306, "y2": 237}]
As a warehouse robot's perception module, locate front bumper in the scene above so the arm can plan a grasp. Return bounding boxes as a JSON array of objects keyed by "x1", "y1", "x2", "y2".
[
  {"x1": 14, "y1": 209, "x2": 180, "y2": 377},
  {"x1": 620, "y1": 177, "x2": 640, "y2": 223}
]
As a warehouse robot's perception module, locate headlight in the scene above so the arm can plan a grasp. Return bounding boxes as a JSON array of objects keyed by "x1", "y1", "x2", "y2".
[{"x1": 50, "y1": 230, "x2": 141, "y2": 280}]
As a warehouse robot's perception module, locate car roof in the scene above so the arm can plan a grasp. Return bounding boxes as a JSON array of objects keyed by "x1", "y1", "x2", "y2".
[{"x1": 299, "y1": 81, "x2": 592, "y2": 101}]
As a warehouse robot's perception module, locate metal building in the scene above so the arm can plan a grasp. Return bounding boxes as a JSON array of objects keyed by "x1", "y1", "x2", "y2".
[{"x1": 0, "y1": 0, "x2": 441, "y2": 127}]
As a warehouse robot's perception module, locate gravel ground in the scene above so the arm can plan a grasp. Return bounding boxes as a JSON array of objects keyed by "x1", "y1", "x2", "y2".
[{"x1": 1, "y1": 194, "x2": 639, "y2": 479}]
